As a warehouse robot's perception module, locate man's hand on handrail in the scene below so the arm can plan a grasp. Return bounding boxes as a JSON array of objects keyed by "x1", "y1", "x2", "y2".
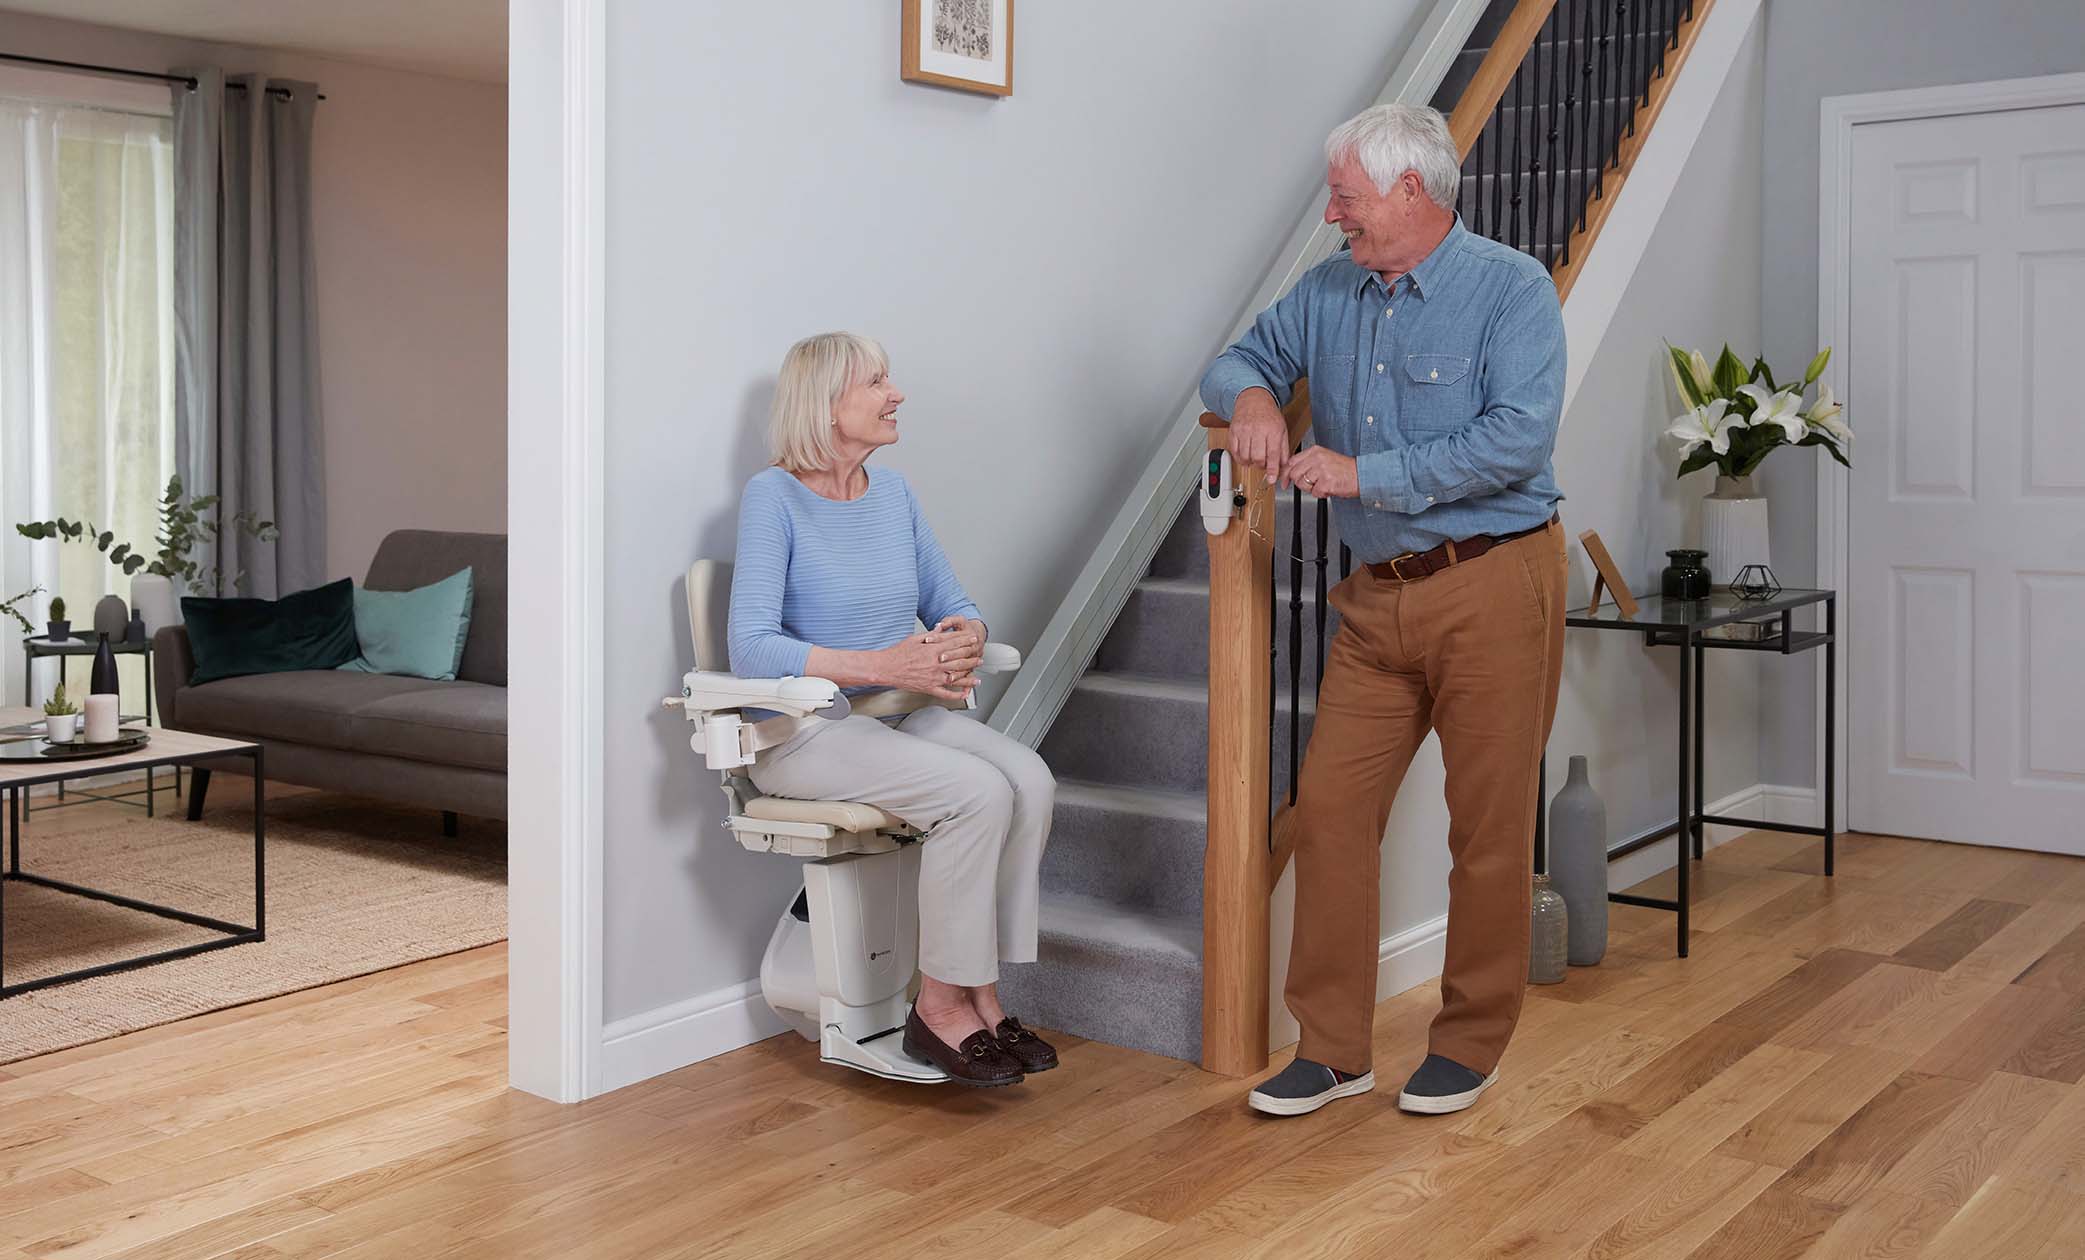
[{"x1": 1225, "y1": 387, "x2": 1292, "y2": 485}]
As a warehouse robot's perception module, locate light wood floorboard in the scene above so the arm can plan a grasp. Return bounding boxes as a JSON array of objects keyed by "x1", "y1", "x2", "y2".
[{"x1": 6, "y1": 825, "x2": 2085, "y2": 1257}]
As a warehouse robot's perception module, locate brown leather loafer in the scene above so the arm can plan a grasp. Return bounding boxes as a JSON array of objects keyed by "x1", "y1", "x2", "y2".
[
  {"x1": 994, "y1": 1017, "x2": 1059, "y2": 1072},
  {"x1": 902, "y1": 1007, "x2": 1024, "y2": 1088}
]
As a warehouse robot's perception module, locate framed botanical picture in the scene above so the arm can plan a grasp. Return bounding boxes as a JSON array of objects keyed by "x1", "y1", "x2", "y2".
[{"x1": 901, "y1": 0, "x2": 1013, "y2": 98}]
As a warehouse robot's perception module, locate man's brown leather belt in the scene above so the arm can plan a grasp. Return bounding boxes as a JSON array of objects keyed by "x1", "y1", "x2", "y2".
[{"x1": 1367, "y1": 513, "x2": 1560, "y2": 584}]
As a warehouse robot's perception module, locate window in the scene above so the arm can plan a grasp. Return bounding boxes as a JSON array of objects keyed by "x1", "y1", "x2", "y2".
[{"x1": 1, "y1": 70, "x2": 175, "y2": 707}]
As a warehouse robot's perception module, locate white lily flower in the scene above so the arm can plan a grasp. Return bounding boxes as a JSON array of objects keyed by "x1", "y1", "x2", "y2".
[
  {"x1": 1688, "y1": 350, "x2": 1715, "y2": 399},
  {"x1": 1666, "y1": 398, "x2": 1745, "y2": 457},
  {"x1": 1738, "y1": 383, "x2": 1808, "y2": 442},
  {"x1": 1806, "y1": 384, "x2": 1851, "y2": 446}
]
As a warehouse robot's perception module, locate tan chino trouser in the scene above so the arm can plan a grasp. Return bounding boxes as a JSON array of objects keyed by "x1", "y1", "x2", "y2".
[{"x1": 1286, "y1": 518, "x2": 1567, "y2": 1077}]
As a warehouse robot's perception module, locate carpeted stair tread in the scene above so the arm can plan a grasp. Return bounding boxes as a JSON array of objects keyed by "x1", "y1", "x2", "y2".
[
  {"x1": 997, "y1": 891, "x2": 1202, "y2": 1063},
  {"x1": 1041, "y1": 779, "x2": 1207, "y2": 918}
]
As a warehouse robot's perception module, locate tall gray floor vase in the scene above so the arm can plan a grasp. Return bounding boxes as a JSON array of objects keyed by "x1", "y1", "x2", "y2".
[{"x1": 1548, "y1": 755, "x2": 1610, "y2": 965}]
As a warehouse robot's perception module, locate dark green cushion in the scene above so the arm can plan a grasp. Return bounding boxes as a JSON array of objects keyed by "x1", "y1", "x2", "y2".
[{"x1": 181, "y1": 578, "x2": 360, "y2": 685}]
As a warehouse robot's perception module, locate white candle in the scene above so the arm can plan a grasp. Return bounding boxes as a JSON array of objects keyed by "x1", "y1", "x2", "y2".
[{"x1": 83, "y1": 694, "x2": 118, "y2": 744}]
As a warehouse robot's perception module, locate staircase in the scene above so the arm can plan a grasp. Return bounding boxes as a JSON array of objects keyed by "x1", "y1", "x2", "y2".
[
  {"x1": 1000, "y1": 495, "x2": 1338, "y2": 1060},
  {"x1": 998, "y1": 0, "x2": 1710, "y2": 1067}
]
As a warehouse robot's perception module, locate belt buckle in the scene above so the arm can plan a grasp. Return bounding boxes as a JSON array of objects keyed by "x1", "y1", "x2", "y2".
[{"x1": 1388, "y1": 552, "x2": 1424, "y2": 583}]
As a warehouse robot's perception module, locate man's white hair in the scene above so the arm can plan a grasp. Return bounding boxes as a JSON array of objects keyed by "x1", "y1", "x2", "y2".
[{"x1": 1324, "y1": 103, "x2": 1462, "y2": 208}]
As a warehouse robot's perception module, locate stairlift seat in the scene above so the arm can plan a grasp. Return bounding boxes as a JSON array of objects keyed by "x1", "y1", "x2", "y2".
[
  {"x1": 741, "y1": 795, "x2": 911, "y2": 834},
  {"x1": 668, "y1": 557, "x2": 1022, "y2": 1084}
]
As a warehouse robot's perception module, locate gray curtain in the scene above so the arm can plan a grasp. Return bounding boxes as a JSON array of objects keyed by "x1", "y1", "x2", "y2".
[{"x1": 171, "y1": 69, "x2": 325, "y2": 599}]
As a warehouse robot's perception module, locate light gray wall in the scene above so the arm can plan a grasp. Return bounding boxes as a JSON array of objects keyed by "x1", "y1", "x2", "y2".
[
  {"x1": 601, "y1": 0, "x2": 1436, "y2": 1024},
  {"x1": 1544, "y1": 11, "x2": 1767, "y2": 857},
  {"x1": 0, "y1": 10, "x2": 508, "y2": 585},
  {"x1": 1758, "y1": 0, "x2": 2085, "y2": 787}
]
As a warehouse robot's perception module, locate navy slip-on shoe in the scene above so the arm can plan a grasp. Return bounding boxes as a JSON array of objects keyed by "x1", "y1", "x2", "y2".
[
  {"x1": 1396, "y1": 1054, "x2": 1499, "y2": 1114},
  {"x1": 1247, "y1": 1057, "x2": 1376, "y2": 1117}
]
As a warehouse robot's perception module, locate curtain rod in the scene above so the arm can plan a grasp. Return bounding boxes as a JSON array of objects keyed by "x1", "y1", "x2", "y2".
[{"x1": 0, "y1": 52, "x2": 326, "y2": 100}]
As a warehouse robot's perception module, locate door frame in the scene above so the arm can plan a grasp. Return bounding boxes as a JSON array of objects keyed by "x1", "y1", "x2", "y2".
[
  {"x1": 1815, "y1": 70, "x2": 2085, "y2": 837},
  {"x1": 506, "y1": 0, "x2": 608, "y2": 1103}
]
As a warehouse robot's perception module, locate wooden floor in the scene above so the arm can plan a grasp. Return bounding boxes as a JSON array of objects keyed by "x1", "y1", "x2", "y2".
[{"x1": 8, "y1": 826, "x2": 2085, "y2": 1258}]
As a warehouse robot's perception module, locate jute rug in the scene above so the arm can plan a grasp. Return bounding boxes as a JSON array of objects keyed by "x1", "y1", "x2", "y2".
[{"x1": 0, "y1": 787, "x2": 505, "y2": 1063}]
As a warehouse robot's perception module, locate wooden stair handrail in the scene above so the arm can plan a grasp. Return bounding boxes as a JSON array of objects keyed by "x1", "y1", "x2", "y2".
[
  {"x1": 1446, "y1": 0, "x2": 1558, "y2": 161},
  {"x1": 1550, "y1": 0, "x2": 1713, "y2": 301}
]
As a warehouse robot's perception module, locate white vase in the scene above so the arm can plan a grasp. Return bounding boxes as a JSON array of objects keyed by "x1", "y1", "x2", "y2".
[
  {"x1": 45, "y1": 712, "x2": 78, "y2": 742},
  {"x1": 1700, "y1": 474, "x2": 1770, "y2": 590},
  {"x1": 129, "y1": 573, "x2": 181, "y2": 638}
]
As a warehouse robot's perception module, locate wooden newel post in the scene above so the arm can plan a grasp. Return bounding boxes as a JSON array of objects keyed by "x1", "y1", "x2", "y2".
[{"x1": 1202, "y1": 418, "x2": 1273, "y2": 1078}]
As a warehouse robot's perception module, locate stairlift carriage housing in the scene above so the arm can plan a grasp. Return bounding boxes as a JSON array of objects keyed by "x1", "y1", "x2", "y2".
[{"x1": 662, "y1": 559, "x2": 1022, "y2": 1083}]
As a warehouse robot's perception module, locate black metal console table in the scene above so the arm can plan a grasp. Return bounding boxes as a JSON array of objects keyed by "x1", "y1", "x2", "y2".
[{"x1": 1564, "y1": 588, "x2": 1838, "y2": 957}]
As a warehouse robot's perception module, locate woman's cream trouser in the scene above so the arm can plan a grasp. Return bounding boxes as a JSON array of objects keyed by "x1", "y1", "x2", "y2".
[{"x1": 748, "y1": 705, "x2": 1055, "y2": 987}]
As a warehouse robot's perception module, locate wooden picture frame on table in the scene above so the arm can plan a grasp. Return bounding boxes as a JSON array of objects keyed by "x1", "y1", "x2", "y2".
[
  {"x1": 901, "y1": 0, "x2": 1014, "y2": 97},
  {"x1": 1578, "y1": 529, "x2": 1639, "y2": 618}
]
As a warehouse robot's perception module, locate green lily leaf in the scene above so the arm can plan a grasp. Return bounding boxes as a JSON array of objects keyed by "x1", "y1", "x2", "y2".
[
  {"x1": 1666, "y1": 343, "x2": 1703, "y2": 408},
  {"x1": 1750, "y1": 357, "x2": 1778, "y2": 391},
  {"x1": 1712, "y1": 345, "x2": 1748, "y2": 397}
]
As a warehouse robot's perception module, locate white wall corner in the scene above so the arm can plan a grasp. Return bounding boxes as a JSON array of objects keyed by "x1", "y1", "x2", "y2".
[
  {"x1": 507, "y1": 0, "x2": 608, "y2": 1105},
  {"x1": 1560, "y1": 0, "x2": 1766, "y2": 418},
  {"x1": 599, "y1": 981, "x2": 789, "y2": 1095}
]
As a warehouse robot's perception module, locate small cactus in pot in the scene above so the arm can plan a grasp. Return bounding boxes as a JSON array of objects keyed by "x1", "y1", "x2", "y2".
[
  {"x1": 43, "y1": 681, "x2": 80, "y2": 742},
  {"x1": 46, "y1": 596, "x2": 69, "y2": 641}
]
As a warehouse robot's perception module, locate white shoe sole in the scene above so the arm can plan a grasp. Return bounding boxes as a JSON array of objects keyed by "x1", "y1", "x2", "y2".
[
  {"x1": 1397, "y1": 1069, "x2": 1499, "y2": 1114},
  {"x1": 1248, "y1": 1071, "x2": 1376, "y2": 1117}
]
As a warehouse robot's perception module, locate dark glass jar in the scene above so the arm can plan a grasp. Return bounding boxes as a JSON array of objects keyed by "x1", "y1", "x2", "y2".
[{"x1": 1661, "y1": 549, "x2": 1712, "y2": 601}]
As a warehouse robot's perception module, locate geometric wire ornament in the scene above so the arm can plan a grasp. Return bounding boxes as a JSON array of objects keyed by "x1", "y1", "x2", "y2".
[{"x1": 1731, "y1": 563, "x2": 1783, "y2": 601}]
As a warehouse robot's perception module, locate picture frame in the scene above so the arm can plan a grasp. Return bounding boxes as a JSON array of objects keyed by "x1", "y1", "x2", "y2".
[
  {"x1": 1578, "y1": 529, "x2": 1639, "y2": 618},
  {"x1": 901, "y1": 0, "x2": 1014, "y2": 98}
]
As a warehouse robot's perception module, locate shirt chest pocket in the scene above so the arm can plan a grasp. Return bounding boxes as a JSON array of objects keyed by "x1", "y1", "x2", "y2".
[{"x1": 1399, "y1": 353, "x2": 1477, "y2": 434}]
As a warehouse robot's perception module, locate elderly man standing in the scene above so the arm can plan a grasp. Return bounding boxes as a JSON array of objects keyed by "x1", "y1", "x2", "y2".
[{"x1": 1202, "y1": 103, "x2": 1567, "y2": 1118}]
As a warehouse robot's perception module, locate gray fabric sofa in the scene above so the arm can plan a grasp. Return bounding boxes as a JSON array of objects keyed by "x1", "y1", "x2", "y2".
[{"x1": 154, "y1": 531, "x2": 507, "y2": 826}]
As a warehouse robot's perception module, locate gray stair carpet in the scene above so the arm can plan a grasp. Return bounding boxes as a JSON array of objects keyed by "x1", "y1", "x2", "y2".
[{"x1": 1000, "y1": 492, "x2": 1341, "y2": 1064}]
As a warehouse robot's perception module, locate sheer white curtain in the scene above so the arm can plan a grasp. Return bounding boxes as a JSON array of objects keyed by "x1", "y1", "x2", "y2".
[{"x1": 0, "y1": 92, "x2": 174, "y2": 709}]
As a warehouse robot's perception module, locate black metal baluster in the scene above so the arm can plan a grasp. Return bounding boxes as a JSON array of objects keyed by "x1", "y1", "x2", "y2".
[
  {"x1": 1509, "y1": 59, "x2": 1525, "y2": 251},
  {"x1": 1489, "y1": 96, "x2": 1505, "y2": 240},
  {"x1": 1596, "y1": 2, "x2": 1613, "y2": 199},
  {"x1": 1313, "y1": 498, "x2": 1328, "y2": 703},
  {"x1": 1287, "y1": 487, "x2": 1303, "y2": 807},
  {"x1": 1545, "y1": 5, "x2": 1562, "y2": 269},
  {"x1": 1578, "y1": 0, "x2": 1596, "y2": 232}
]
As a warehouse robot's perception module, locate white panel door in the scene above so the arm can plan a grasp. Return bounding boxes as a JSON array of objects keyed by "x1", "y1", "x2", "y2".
[{"x1": 1848, "y1": 102, "x2": 2085, "y2": 853}]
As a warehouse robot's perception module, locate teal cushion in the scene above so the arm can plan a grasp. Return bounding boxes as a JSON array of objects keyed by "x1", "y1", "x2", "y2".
[
  {"x1": 338, "y1": 567, "x2": 474, "y2": 681},
  {"x1": 182, "y1": 579, "x2": 360, "y2": 685}
]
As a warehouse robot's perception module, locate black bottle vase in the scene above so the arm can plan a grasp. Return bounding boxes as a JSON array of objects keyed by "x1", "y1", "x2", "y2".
[{"x1": 90, "y1": 632, "x2": 119, "y2": 696}]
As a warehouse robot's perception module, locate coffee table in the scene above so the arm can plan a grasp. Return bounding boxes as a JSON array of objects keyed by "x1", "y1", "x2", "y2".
[{"x1": 0, "y1": 708, "x2": 264, "y2": 998}]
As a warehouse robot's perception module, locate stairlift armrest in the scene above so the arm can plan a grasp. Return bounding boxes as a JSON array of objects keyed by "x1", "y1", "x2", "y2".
[
  {"x1": 980, "y1": 643, "x2": 1021, "y2": 673},
  {"x1": 670, "y1": 670, "x2": 840, "y2": 719}
]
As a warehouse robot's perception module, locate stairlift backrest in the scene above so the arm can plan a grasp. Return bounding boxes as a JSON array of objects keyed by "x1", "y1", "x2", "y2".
[{"x1": 686, "y1": 558, "x2": 733, "y2": 672}]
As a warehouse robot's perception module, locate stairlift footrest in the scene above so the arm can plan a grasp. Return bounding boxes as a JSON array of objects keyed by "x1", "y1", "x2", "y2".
[{"x1": 820, "y1": 1027, "x2": 949, "y2": 1084}]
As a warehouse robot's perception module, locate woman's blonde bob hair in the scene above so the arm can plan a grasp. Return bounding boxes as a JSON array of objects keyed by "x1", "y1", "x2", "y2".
[{"x1": 769, "y1": 331, "x2": 889, "y2": 473}]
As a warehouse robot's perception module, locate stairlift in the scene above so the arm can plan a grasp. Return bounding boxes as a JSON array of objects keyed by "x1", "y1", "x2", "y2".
[{"x1": 663, "y1": 559, "x2": 1022, "y2": 1084}]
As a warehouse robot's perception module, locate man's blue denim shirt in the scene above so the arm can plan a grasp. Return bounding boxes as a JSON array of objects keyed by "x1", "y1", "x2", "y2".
[{"x1": 1200, "y1": 218, "x2": 1566, "y2": 562}]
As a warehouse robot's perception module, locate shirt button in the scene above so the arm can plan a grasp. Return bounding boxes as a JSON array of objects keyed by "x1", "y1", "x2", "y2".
[
  {"x1": 1429, "y1": 369, "x2": 1439, "y2": 380},
  {"x1": 1375, "y1": 363, "x2": 1385, "y2": 373},
  {"x1": 1384, "y1": 308, "x2": 1393, "y2": 318},
  {"x1": 1426, "y1": 495, "x2": 1435, "y2": 504},
  {"x1": 1372, "y1": 500, "x2": 1383, "y2": 509},
  {"x1": 1366, "y1": 415, "x2": 1375, "y2": 425}
]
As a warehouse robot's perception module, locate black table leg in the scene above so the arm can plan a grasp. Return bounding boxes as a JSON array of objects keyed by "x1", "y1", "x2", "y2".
[
  {"x1": 1825, "y1": 595, "x2": 1837, "y2": 877},
  {"x1": 1677, "y1": 631, "x2": 1692, "y2": 957},
  {"x1": 253, "y1": 749, "x2": 266, "y2": 936},
  {"x1": 1693, "y1": 638, "x2": 1706, "y2": 860}
]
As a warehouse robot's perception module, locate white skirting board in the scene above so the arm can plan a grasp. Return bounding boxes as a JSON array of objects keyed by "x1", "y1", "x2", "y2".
[
  {"x1": 598, "y1": 781, "x2": 1815, "y2": 1088},
  {"x1": 598, "y1": 977, "x2": 786, "y2": 1095}
]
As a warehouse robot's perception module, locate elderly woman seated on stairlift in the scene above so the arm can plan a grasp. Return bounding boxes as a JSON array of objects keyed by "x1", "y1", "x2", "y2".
[{"x1": 728, "y1": 331, "x2": 1059, "y2": 1088}]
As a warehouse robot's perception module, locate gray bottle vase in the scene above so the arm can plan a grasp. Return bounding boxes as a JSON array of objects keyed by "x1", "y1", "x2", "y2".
[{"x1": 1548, "y1": 755, "x2": 1609, "y2": 966}]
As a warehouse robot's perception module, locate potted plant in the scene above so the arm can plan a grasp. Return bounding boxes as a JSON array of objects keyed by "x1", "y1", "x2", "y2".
[
  {"x1": 1663, "y1": 343, "x2": 1851, "y2": 584},
  {"x1": 46, "y1": 595, "x2": 70, "y2": 642},
  {"x1": 43, "y1": 681, "x2": 79, "y2": 742},
  {"x1": 14, "y1": 476, "x2": 279, "y2": 635}
]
